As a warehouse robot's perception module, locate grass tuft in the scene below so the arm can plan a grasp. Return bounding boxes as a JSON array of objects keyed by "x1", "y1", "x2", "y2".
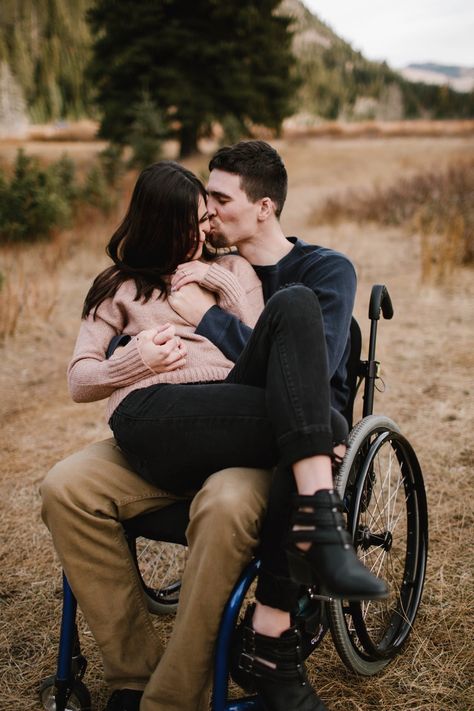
[{"x1": 311, "y1": 159, "x2": 474, "y2": 281}]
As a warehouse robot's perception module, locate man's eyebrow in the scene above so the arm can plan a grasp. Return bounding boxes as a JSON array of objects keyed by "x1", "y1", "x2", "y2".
[{"x1": 207, "y1": 189, "x2": 231, "y2": 199}]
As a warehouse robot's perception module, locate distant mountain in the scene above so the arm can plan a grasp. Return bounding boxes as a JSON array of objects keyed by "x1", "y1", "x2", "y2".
[
  {"x1": 280, "y1": 0, "x2": 473, "y2": 120},
  {"x1": 401, "y1": 63, "x2": 474, "y2": 93}
]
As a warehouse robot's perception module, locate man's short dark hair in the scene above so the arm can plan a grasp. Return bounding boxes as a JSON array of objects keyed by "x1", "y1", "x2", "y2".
[{"x1": 209, "y1": 140, "x2": 288, "y2": 218}]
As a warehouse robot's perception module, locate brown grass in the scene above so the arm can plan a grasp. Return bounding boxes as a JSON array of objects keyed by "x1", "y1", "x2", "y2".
[
  {"x1": 281, "y1": 118, "x2": 474, "y2": 140},
  {"x1": 311, "y1": 159, "x2": 474, "y2": 282},
  {"x1": 0, "y1": 205, "x2": 128, "y2": 342},
  {"x1": 1, "y1": 134, "x2": 473, "y2": 710}
]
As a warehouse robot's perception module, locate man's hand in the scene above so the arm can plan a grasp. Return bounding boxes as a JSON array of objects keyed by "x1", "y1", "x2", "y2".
[
  {"x1": 168, "y1": 283, "x2": 217, "y2": 326},
  {"x1": 171, "y1": 261, "x2": 211, "y2": 291},
  {"x1": 137, "y1": 324, "x2": 187, "y2": 372}
]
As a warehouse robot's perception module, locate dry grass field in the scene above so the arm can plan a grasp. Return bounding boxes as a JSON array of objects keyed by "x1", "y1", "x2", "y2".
[{"x1": 1, "y1": 131, "x2": 473, "y2": 710}]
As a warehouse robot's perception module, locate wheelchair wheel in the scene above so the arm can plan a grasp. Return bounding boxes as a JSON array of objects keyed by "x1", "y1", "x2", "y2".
[
  {"x1": 39, "y1": 676, "x2": 91, "y2": 711},
  {"x1": 130, "y1": 537, "x2": 187, "y2": 615},
  {"x1": 330, "y1": 415, "x2": 428, "y2": 675}
]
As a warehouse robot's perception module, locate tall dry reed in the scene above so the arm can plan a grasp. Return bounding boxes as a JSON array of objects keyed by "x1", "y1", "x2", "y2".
[
  {"x1": 312, "y1": 159, "x2": 474, "y2": 282},
  {"x1": 0, "y1": 204, "x2": 125, "y2": 342}
]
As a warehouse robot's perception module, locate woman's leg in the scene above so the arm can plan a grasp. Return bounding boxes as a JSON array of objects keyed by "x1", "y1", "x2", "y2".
[
  {"x1": 112, "y1": 285, "x2": 335, "y2": 493},
  {"x1": 112, "y1": 285, "x2": 335, "y2": 494},
  {"x1": 225, "y1": 285, "x2": 387, "y2": 597},
  {"x1": 113, "y1": 285, "x2": 385, "y2": 595},
  {"x1": 226, "y1": 285, "x2": 334, "y2": 465},
  {"x1": 110, "y1": 381, "x2": 278, "y2": 493}
]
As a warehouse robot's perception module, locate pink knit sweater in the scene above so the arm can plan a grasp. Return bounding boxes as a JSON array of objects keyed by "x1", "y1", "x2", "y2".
[{"x1": 68, "y1": 254, "x2": 264, "y2": 421}]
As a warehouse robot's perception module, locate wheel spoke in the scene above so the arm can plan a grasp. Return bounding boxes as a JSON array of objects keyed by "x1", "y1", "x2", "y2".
[{"x1": 132, "y1": 539, "x2": 187, "y2": 613}]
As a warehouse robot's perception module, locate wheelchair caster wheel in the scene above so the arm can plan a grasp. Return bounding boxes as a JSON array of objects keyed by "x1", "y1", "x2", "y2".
[{"x1": 39, "y1": 675, "x2": 91, "y2": 711}]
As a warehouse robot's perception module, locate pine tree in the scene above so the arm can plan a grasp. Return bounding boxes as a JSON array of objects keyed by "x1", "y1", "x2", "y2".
[{"x1": 87, "y1": 0, "x2": 298, "y2": 156}]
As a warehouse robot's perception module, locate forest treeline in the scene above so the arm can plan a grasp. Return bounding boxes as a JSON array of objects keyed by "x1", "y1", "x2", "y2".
[{"x1": 0, "y1": 0, "x2": 473, "y2": 151}]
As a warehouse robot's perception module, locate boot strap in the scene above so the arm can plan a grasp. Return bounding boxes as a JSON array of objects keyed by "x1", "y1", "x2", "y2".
[
  {"x1": 290, "y1": 508, "x2": 346, "y2": 527},
  {"x1": 288, "y1": 490, "x2": 349, "y2": 545},
  {"x1": 291, "y1": 491, "x2": 343, "y2": 510},
  {"x1": 288, "y1": 527, "x2": 351, "y2": 545},
  {"x1": 239, "y1": 625, "x2": 307, "y2": 685},
  {"x1": 238, "y1": 652, "x2": 306, "y2": 684}
]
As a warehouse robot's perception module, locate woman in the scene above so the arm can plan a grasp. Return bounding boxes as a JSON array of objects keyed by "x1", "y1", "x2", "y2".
[
  {"x1": 69, "y1": 161, "x2": 264, "y2": 417},
  {"x1": 69, "y1": 160, "x2": 386, "y2": 711}
]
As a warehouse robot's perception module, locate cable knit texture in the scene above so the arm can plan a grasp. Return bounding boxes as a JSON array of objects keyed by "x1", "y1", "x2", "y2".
[{"x1": 68, "y1": 254, "x2": 264, "y2": 421}]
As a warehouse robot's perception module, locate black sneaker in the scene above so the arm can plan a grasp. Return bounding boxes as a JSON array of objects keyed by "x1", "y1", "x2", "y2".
[{"x1": 104, "y1": 689, "x2": 143, "y2": 711}]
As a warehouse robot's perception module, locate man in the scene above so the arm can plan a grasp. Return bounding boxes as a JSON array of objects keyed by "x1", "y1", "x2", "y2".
[{"x1": 41, "y1": 141, "x2": 357, "y2": 711}]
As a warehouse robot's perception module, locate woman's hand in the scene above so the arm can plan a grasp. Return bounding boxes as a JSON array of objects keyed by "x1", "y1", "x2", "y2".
[
  {"x1": 137, "y1": 324, "x2": 187, "y2": 373},
  {"x1": 171, "y1": 261, "x2": 211, "y2": 291},
  {"x1": 168, "y1": 283, "x2": 217, "y2": 326}
]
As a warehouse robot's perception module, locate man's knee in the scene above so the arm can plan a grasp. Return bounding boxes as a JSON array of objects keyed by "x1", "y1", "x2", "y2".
[
  {"x1": 41, "y1": 456, "x2": 83, "y2": 510},
  {"x1": 40, "y1": 452, "x2": 95, "y2": 529},
  {"x1": 187, "y1": 467, "x2": 271, "y2": 545},
  {"x1": 266, "y1": 284, "x2": 321, "y2": 318},
  {"x1": 40, "y1": 439, "x2": 124, "y2": 522}
]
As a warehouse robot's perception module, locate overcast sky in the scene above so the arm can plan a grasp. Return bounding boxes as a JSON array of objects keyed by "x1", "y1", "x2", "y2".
[{"x1": 303, "y1": 0, "x2": 474, "y2": 68}]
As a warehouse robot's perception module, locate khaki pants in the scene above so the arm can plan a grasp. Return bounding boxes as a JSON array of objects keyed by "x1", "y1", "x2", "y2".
[{"x1": 40, "y1": 438, "x2": 270, "y2": 711}]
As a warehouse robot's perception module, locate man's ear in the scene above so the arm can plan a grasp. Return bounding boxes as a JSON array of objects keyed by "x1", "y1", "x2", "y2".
[{"x1": 257, "y1": 197, "x2": 275, "y2": 221}]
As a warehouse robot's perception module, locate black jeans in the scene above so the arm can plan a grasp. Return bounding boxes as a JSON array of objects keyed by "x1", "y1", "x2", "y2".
[{"x1": 111, "y1": 286, "x2": 348, "y2": 610}]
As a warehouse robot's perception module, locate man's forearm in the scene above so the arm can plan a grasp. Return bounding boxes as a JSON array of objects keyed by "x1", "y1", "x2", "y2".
[{"x1": 195, "y1": 305, "x2": 252, "y2": 362}]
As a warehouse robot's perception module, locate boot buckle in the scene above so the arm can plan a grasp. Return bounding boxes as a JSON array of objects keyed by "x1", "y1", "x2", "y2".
[{"x1": 238, "y1": 652, "x2": 255, "y2": 673}]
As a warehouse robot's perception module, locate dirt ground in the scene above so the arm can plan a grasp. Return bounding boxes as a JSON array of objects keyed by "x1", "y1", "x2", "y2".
[{"x1": 0, "y1": 134, "x2": 473, "y2": 710}]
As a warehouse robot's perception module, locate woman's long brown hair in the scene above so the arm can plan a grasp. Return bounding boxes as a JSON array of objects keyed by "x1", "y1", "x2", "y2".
[{"x1": 82, "y1": 161, "x2": 209, "y2": 318}]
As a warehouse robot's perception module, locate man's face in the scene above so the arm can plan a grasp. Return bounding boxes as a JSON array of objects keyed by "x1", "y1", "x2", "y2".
[{"x1": 206, "y1": 169, "x2": 260, "y2": 248}]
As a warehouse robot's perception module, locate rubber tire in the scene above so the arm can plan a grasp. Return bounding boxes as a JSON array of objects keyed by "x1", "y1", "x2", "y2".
[{"x1": 329, "y1": 415, "x2": 428, "y2": 675}]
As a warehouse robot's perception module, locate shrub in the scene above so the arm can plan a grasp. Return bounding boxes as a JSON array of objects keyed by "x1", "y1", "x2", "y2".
[
  {"x1": 127, "y1": 92, "x2": 167, "y2": 169},
  {"x1": 0, "y1": 148, "x2": 124, "y2": 244},
  {"x1": 50, "y1": 153, "x2": 80, "y2": 204},
  {"x1": 312, "y1": 159, "x2": 474, "y2": 278},
  {"x1": 0, "y1": 150, "x2": 71, "y2": 243},
  {"x1": 98, "y1": 143, "x2": 125, "y2": 187},
  {"x1": 81, "y1": 164, "x2": 115, "y2": 215}
]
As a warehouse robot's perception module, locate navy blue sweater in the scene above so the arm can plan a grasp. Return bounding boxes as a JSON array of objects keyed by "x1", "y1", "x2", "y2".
[{"x1": 196, "y1": 238, "x2": 356, "y2": 413}]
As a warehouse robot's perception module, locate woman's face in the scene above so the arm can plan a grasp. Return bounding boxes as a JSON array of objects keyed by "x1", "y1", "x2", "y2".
[{"x1": 189, "y1": 196, "x2": 210, "y2": 260}]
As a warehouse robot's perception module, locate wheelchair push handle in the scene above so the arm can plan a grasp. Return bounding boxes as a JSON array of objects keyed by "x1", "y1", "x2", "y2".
[
  {"x1": 369, "y1": 284, "x2": 394, "y2": 321},
  {"x1": 363, "y1": 284, "x2": 394, "y2": 417}
]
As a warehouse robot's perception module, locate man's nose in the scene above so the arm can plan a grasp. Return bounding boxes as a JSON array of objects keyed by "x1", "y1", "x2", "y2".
[{"x1": 206, "y1": 199, "x2": 217, "y2": 217}]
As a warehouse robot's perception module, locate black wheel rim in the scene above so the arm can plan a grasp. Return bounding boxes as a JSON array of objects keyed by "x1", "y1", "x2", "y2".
[
  {"x1": 128, "y1": 537, "x2": 187, "y2": 607},
  {"x1": 342, "y1": 429, "x2": 428, "y2": 661}
]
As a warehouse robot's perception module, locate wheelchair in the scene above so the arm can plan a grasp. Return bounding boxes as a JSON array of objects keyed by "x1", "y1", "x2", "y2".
[{"x1": 39, "y1": 284, "x2": 428, "y2": 711}]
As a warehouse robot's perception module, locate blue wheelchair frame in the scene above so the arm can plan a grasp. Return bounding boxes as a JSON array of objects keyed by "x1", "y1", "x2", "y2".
[{"x1": 53, "y1": 559, "x2": 264, "y2": 710}]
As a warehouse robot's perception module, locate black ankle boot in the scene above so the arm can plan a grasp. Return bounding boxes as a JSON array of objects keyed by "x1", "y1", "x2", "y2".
[
  {"x1": 286, "y1": 489, "x2": 388, "y2": 600},
  {"x1": 230, "y1": 606, "x2": 329, "y2": 711}
]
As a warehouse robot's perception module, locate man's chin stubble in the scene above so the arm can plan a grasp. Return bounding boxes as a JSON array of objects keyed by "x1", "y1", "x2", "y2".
[{"x1": 208, "y1": 231, "x2": 228, "y2": 248}]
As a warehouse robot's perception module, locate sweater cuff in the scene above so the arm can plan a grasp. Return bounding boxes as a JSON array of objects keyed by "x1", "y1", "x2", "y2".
[
  {"x1": 107, "y1": 338, "x2": 156, "y2": 384},
  {"x1": 200, "y1": 263, "x2": 244, "y2": 308}
]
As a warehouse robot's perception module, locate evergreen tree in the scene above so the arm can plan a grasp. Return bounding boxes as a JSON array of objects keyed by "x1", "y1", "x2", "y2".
[
  {"x1": 127, "y1": 91, "x2": 167, "y2": 168},
  {"x1": 87, "y1": 0, "x2": 298, "y2": 156}
]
